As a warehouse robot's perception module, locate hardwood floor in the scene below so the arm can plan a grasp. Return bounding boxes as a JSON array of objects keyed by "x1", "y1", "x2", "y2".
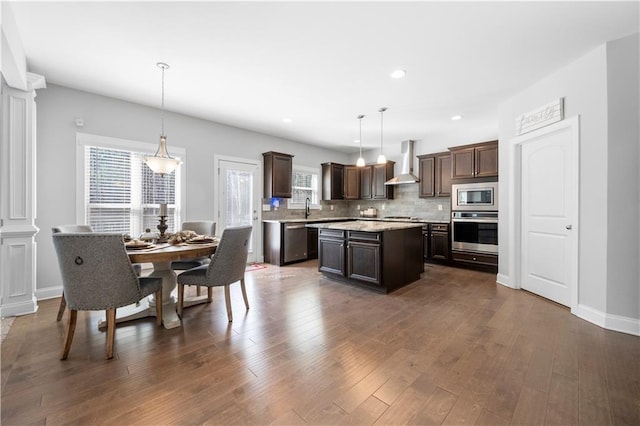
[{"x1": 2, "y1": 261, "x2": 638, "y2": 425}]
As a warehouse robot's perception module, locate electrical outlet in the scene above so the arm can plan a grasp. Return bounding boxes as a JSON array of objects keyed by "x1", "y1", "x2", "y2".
[
  {"x1": 330, "y1": 205, "x2": 334, "y2": 211},
  {"x1": 438, "y1": 204, "x2": 443, "y2": 211},
  {"x1": 381, "y1": 204, "x2": 385, "y2": 210},
  {"x1": 262, "y1": 204, "x2": 270, "y2": 211},
  {"x1": 357, "y1": 205, "x2": 360, "y2": 210}
]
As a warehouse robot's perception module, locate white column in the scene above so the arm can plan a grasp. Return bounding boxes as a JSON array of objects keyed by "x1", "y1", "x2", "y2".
[{"x1": 0, "y1": 73, "x2": 45, "y2": 317}]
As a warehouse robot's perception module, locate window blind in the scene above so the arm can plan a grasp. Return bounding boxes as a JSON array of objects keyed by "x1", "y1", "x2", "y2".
[
  {"x1": 291, "y1": 169, "x2": 318, "y2": 205},
  {"x1": 84, "y1": 145, "x2": 177, "y2": 236}
]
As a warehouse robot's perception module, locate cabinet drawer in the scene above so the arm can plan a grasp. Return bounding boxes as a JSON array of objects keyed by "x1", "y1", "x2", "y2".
[
  {"x1": 430, "y1": 223, "x2": 449, "y2": 232},
  {"x1": 451, "y1": 250, "x2": 497, "y2": 266},
  {"x1": 319, "y1": 229, "x2": 345, "y2": 239},
  {"x1": 347, "y1": 231, "x2": 381, "y2": 243}
]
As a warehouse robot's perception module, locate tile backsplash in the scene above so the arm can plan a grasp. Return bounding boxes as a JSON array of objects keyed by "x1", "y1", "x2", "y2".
[{"x1": 262, "y1": 184, "x2": 450, "y2": 222}]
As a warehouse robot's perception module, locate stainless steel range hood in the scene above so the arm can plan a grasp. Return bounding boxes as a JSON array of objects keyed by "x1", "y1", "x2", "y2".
[{"x1": 385, "y1": 139, "x2": 420, "y2": 185}]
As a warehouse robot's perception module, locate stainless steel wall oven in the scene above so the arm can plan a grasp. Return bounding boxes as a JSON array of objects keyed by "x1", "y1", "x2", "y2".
[{"x1": 451, "y1": 211, "x2": 498, "y2": 254}]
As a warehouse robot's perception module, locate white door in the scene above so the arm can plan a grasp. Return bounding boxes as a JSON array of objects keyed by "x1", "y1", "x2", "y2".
[
  {"x1": 217, "y1": 158, "x2": 260, "y2": 263},
  {"x1": 519, "y1": 120, "x2": 578, "y2": 307}
]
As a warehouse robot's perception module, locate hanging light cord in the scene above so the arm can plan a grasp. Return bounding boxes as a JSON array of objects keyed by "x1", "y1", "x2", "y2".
[
  {"x1": 379, "y1": 107, "x2": 387, "y2": 154},
  {"x1": 159, "y1": 62, "x2": 168, "y2": 136},
  {"x1": 358, "y1": 115, "x2": 364, "y2": 157}
]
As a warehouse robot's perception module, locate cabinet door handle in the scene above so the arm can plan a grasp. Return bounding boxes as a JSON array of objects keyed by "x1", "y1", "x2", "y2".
[{"x1": 565, "y1": 225, "x2": 572, "y2": 230}]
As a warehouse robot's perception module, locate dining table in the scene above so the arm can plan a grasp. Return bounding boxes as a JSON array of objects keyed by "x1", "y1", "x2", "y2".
[{"x1": 99, "y1": 240, "x2": 218, "y2": 330}]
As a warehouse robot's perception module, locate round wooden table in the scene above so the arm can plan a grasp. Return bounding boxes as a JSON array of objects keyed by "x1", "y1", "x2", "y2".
[{"x1": 103, "y1": 242, "x2": 218, "y2": 330}]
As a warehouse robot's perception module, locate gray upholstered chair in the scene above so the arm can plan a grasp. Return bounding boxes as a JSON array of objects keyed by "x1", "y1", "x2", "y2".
[
  {"x1": 177, "y1": 225, "x2": 252, "y2": 322},
  {"x1": 171, "y1": 220, "x2": 216, "y2": 271},
  {"x1": 52, "y1": 225, "x2": 94, "y2": 321},
  {"x1": 53, "y1": 224, "x2": 144, "y2": 321},
  {"x1": 52, "y1": 233, "x2": 163, "y2": 360}
]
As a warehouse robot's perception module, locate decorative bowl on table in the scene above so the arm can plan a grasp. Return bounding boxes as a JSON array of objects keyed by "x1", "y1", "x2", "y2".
[{"x1": 125, "y1": 239, "x2": 153, "y2": 250}]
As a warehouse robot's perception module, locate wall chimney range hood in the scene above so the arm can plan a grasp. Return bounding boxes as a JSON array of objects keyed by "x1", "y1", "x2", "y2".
[{"x1": 385, "y1": 139, "x2": 420, "y2": 185}]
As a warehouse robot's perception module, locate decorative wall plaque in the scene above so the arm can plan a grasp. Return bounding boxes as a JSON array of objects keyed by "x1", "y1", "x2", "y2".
[{"x1": 515, "y1": 98, "x2": 564, "y2": 135}]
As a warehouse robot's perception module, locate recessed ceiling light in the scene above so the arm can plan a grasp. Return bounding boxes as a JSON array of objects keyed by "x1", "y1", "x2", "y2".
[
  {"x1": 282, "y1": 118, "x2": 292, "y2": 123},
  {"x1": 354, "y1": 139, "x2": 360, "y2": 144},
  {"x1": 390, "y1": 69, "x2": 407, "y2": 79},
  {"x1": 451, "y1": 115, "x2": 463, "y2": 121}
]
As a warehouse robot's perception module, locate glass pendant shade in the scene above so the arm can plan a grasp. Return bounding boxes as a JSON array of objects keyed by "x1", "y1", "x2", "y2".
[
  {"x1": 356, "y1": 156, "x2": 365, "y2": 167},
  {"x1": 145, "y1": 135, "x2": 180, "y2": 174},
  {"x1": 144, "y1": 62, "x2": 180, "y2": 175}
]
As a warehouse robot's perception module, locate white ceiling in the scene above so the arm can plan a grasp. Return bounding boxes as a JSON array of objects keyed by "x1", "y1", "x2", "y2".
[{"x1": 8, "y1": 1, "x2": 639, "y2": 154}]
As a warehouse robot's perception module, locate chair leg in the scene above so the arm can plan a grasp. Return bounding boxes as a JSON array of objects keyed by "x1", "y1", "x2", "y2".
[
  {"x1": 60, "y1": 309, "x2": 77, "y2": 360},
  {"x1": 207, "y1": 287, "x2": 213, "y2": 302},
  {"x1": 56, "y1": 292, "x2": 67, "y2": 321},
  {"x1": 155, "y1": 289, "x2": 163, "y2": 326},
  {"x1": 224, "y1": 285, "x2": 233, "y2": 322},
  {"x1": 177, "y1": 284, "x2": 184, "y2": 318},
  {"x1": 240, "y1": 278, "x2": 249, "y2": 310},
  {"x1": 105, "y1": 308, "x2": 116, "y2": 359}
]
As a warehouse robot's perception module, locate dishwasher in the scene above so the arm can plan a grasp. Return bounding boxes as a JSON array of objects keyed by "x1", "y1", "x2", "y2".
[{"x1": 283, "y1": 223, "x2": 308, "y2": 263}]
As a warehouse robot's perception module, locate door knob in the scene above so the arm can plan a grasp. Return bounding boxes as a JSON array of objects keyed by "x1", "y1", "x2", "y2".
[{"x1": 565, "y1": 224, "x2": 572, "y2": 230}]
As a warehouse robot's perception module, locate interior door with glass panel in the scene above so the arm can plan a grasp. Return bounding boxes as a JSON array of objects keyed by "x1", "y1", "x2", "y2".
[{"x1": 217, "y1": 159, "x2": 259, "y2": 263}]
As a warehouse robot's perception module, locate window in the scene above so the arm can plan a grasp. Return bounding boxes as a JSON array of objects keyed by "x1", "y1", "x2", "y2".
[
  {"x1": 77, "y1": 133, "x2": 184, "y2": 237},
  {"x1": 288, "y1": 165, "x2": 320, "y2": 209}
]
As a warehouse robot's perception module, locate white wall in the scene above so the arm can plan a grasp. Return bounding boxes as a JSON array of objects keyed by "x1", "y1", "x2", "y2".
[
  {"x1": 35, "y1": 84, "x2": 350, "y2": 298},
  {"x1": 498, "y1": 34, "x2": 639, "y2": 332},
  {"x1": 605, "y1": 33, "x2": 639, "y2": 320}
]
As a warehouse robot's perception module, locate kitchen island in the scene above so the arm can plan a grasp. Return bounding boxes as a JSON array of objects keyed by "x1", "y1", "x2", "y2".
[{"x1": 307, "y1": 220, "x2": 424, "y2": 293}]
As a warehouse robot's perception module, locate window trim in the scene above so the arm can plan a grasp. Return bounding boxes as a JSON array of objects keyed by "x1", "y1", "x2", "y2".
[
  {"x1": 75, "y1": 132, "x2": 186, "y2": 231},
  {"x1": 287, "y1": 164, "x2": 321, "y2": 210}
]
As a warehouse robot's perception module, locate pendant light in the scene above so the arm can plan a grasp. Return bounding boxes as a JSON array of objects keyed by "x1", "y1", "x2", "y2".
[
  {"x1": 144, "y1": 62, "x2": 181, "y2": 175},
  {"x1": 356, "y1": 114, "x2": 365, "y2": 167},
  {"x1": 377, "y1": 107, "x2": 387, "y2": 164}
]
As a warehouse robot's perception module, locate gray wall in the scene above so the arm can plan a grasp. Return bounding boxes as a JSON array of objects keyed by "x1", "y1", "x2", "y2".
[
  {"x1": 35, "y1": 84, "x2": 350, "y2": 297},
  {"x1": 497, "y1": 33, "x2": 639, "y2": 328},
  {"x1": 605, "y1": 33, "x2": 639, "y2": 320}
]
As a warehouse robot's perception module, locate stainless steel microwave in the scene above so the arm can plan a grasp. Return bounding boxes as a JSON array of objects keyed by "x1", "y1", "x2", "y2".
[{"x1": 451, "y1": 181, "x2": 498, "y2": 211}]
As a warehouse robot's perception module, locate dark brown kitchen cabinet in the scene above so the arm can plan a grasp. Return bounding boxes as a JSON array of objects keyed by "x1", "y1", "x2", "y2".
[
  {"x1": 347, "y1": 240, "x2": 381, "y2": 285},
  {"x1": 360, "y1": 166, "x2": 372, "y2": 199},
  {"x1": 423, "y1": 223, "x2": 450, "y2": 263},
  {"x1": 343, "y1": 165, "x2": 361, "y2": 200},
  {"x1": 372, "y1": 161, "x2": 395, "y2": 199},
  {"x1": 418, "y1": 152, "x2": 451, "y2": 197},
  {"x1": 318, "y1": 229, "x2": 345, "y2": 275},
  {"x1": 263, "y1": 152, "x2": 293, "y2": 198},
  {"x1": 450, "y1": 140, "x2": 498, "y2": 179},
  {"x1": 321, "y1": 163, "x2": 344, "y2": 200},
  {"x1": 307, "y1": 227, "x2": 318, "y2": 260},
  {"x1": 418, "y1": 155, "x2": 435, "y2": 197}
]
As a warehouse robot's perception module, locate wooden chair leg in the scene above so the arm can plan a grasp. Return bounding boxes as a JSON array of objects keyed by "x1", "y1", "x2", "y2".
[
  {"x1": 240, "y1": 278, "x2": 249, "y2": 310},
  {"x1": 224, "y1": 285, "x2": 233, "y2": 322},
  {"x1": 207, "y1": 287, "x2": 213, "y2": 302},
  {"x1": 155, "y1": 289, "x2": 163, "y2": 326},
  {"x1": 105, "y1": 309, "x2": 116, "y2": 359},
  {"x1": 60, "y1": 309, "x2": 77, "y2": 360},
  {"x1": 177, "y1": 284, "x2": 184, "y2": 318},
  {"x1": 56, "y1": 292, "x2": 67, "y2": 321}
]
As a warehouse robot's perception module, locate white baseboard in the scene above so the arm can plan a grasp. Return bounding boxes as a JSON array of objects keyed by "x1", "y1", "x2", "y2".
[
  {"x1": 575, "y1": 304, "x2": 640, "y2": 336},
  {"x1": 496, "y1": 273, "x2": 517, "y2": 289},
  {"x1": 35, "y1": 286, "x2": 63, "y2": 301},
  {"x1": 0, "y1": 299, "x2": 39, "y2": 317}
]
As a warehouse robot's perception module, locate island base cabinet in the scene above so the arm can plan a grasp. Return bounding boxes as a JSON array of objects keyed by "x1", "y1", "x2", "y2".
[
  {"x1": 347, "y1": 241, "x2": 381, "y2": 285},
  {"x1": 318, "y1": 230, "x2": 345, "y2": 275},
  {"x1": 317, "y1": 227, "x2": 422, "y2": 293}
]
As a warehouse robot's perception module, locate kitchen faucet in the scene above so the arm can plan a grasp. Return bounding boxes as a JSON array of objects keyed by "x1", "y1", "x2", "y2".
[{"x1": 305, "y1": 197, "x2": 311, "y2": 219}]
